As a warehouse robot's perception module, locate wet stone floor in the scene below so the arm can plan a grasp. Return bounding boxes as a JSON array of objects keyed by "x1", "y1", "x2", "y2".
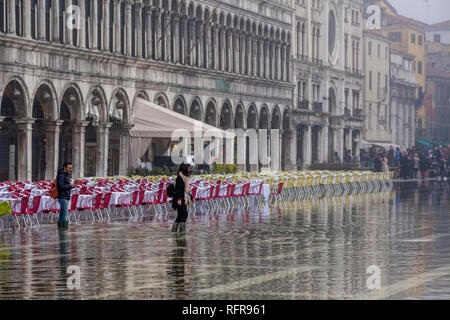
[{"x1": 0, "y1": 181, "x2": 450, "y2": 300}]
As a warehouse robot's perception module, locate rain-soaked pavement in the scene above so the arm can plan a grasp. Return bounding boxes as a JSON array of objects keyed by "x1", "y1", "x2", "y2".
[{"x1": 0, "y1": 181, "x2": 449, "y2": 300}]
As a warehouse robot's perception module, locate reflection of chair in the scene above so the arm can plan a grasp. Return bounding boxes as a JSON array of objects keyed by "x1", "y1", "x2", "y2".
[
  {"x1": 270, "y1": 182, "x2": 284, "y2": 204},
  {"x1": 11, "y1": 196, "x2": 30, "y2": 229}
]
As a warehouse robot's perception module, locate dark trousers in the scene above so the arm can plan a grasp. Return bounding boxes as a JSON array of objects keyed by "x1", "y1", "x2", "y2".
[
  {"x1": 175, "y1": 204, "x2": 188, "y2": 223},
  {"x1": 413, "y1": 168, "x2": 418, "y2": 178}
]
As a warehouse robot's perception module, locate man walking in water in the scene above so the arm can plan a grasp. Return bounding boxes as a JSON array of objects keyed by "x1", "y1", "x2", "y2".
[{"x1": 57, "y1": 162, "x2": 74, "y2": 229}]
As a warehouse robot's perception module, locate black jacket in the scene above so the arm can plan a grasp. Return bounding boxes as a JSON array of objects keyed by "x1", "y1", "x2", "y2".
[
  {"x1": 172, "y1": 175, "x2": 185, "y2": 210},
  {"x1": 57, "y1": 169, "x2": 72, "y2": 200}
]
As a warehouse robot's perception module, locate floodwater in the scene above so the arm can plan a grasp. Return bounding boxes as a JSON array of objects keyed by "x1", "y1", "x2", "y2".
[{"x1": 0, "y1": 181, "x2": 449, "y2": 300}]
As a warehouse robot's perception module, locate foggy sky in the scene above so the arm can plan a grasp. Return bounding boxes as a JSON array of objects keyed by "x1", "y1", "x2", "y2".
[{"x1": 388, "y1": 0, "x2": 450, "y2": 25}]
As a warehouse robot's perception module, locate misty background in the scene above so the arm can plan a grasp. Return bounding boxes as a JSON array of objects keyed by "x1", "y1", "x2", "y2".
[{"x1": 388, "y1": 0, "x2": 450, "y2": 24}]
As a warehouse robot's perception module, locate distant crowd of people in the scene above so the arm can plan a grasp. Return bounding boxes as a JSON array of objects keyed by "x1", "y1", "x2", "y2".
[{"x1": 360, "y1": 145, "x2": 450, "y2": 180}]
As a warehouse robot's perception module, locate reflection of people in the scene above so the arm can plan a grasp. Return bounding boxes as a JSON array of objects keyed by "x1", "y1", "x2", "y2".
[
  {"x1": 170, "y1": 233, "x2": 187, "y2": 298},
  {"x1": 57, "y1": 162, "x2": 74, "y2": 229},
  {"x1": 381, "y1": 156, "x2": 389, "y2": 173},
  {"x1": 58, "y1": 228, "x2": 70, "y2": 286},
  {"x1": 172, "y1": 163, "x2": 193, "y2": 232}
]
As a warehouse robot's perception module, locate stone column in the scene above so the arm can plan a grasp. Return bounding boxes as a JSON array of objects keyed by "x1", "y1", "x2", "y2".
[
  {"x1": 213, "y1": 25, "x2": 219, "y2": 70},
  {"x1": 336, "y1": 128, "x2": 344, "y2": 163},
  {"x1": 44, "y1": 121, "x2": 63, "y2": 180},
  {"x1": 135, "y1": 2, "x2": 143, "y2": 57},
  {"x1": 239, "y1": 32, "x2": 245, "y2": 75},
  {"x1": 65, "y1": 0, "x2": 72, "y2": 45},
  {"x1": 173, "y1": 16, "x2": 179, "y2": 63},
  {"x1": 233, "y1": 31, "x2": 239, "y2": 73},
  {"x1": 288, "y1": 130, "x2": 296, "y2": 170},
  {"x1": 189, "y1": 19, "x2": 195, "y2": 65},
  {"x1": 72, "y1": 121, "x2": 88, "y2": 179},
  {"x1": 114, "y1": 0, "x2": 121, "y2": 53},
  {"x1": 250, "y1": 36, "x2": 255, "y2": 76},
  {"x1": 265, "y1": 40, "x2": 270, "y2": 79},
  {"x1": 271, "y1": 42, "x2": 276, "y2": 80},
  {"x1": 155, "y1": 9, "x2": 162, "y2": 60},
  {"x1": 180, "y1": 16, "x2": 186, "y2": 64},
  {"x1": 52, "y1": 0, "x2": 60, "y2": 41},
  {"x1": 198, "y1": 19, "x2": 203, "y2": 67},
  {"x1": 7, "y1": 0, "x2": 15, "y2": 34},
  {"x1": 258, "y1": 38, "x2": 263, "y2": 77},
  {"x1": 15, "y1": 119, "x2": 34, "y2": 181},
  {"x1": 275, "y1": 42, "x2": 281, "y2": 80},
  {"x1": 354, "y1": 130, "x2": 361, "y2": 162},
  {"x1": 322, "y1": 126, "x2": 329, "y2": 163},
  {"x1": 38, "y1": 0, "x2": 46, "y2": 39},
  {"x1": 23, "y1": 0, "x2": 31, "y2": 38},
  {"x1": 103, "y1": 0, "x2": 110, "y2": 51},
  {"x1": 92, "y1": 0, "x2": 98, "y2": 48},
  {"x1": 204, "y1": 22, "x2": 211, "y2": 68},
  {"x1": 347, "y1": 129, "x2": 353, "y2": 158},
  {"x1": 119, "y1": 124, "x2": 133, "y2": 176},
  {"x1": 79, "y1": 0, "x2": 86, "y2": 48},
  {"x1": 303, "y1": 125, "x2": 312, "y2": 167},
  {"x1": 164, "y1": 11, "x2": 171, "y2": 62},
  {"x1": 96, "y1": 122, "x2": 112, "y2": 177},
  {"x1": 125, "y1": 0, "x2": 132, "y2": 56},
  {"x1": 271, "y1": 129, "x2": 282, "y2": 171},
  {"x1": 227, "y1": 28, "x2": 232, "y2": 72},
  {"x1": 145, "y1": 7, "x2": 153, "y2": 59}
]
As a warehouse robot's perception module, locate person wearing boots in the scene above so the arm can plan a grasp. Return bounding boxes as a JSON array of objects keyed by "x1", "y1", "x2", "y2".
[
  {"x1": 172, "y1": 163, "x2": 193, "y2": 232},
  {"x1": 57, "y1": 162, "x2": 74, "y2": 229}
]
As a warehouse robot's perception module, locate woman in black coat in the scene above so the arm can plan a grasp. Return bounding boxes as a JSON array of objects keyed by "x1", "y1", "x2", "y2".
[{"x1": 172, "y1": 163, "x2": 193, "y2": 232}]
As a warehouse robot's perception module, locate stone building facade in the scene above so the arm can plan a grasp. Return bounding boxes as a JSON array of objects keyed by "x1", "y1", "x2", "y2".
[
  {"x1": 390, "y1": 49, "x2": 418, "y2": 148},
  {"x1": 0, "y1": 0, "x2": 296, "y2": 181},
  {"x1": 292, "y1": 0, "x2": 364, "y2": 167},
  {"x1": 362, "y1": 30, "x2": 391, "y2": 146}
]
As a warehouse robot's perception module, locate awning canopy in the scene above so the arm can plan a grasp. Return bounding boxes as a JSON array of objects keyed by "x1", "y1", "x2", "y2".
[
  {"x1": 131, "y1": 98, "x2": 235, "y2": 139},
  {"x1": 417, "y1": 139, "x2": 450, "y2": 147},
  {"x1": 360, "y1": 140, "x2": 401, "y2": 150}
]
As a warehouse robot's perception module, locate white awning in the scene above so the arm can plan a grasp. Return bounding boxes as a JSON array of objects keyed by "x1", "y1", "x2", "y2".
[
  {"x1": 130, "y1": 98, "x2": 235, "y2": 139},
  {"x1": 360, "y1": 139, "x2": 402, "y2": 150}
]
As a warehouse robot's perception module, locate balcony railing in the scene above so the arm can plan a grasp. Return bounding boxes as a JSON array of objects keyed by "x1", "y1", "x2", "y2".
[
  {"x1": 298, "y1": 100, "x2": 309, "y2": 110},
  {"x1": 313, "y1": 102, "x2": 323, "y2": 113}
]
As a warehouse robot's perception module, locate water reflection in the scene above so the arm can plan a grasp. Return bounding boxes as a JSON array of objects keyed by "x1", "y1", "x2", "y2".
[{"x1": 0, "y1": 182, "x2": 449, "y2": 299}]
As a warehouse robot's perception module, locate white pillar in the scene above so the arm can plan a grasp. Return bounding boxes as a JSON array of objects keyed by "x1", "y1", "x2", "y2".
[
  {"x1": 164, "y1": 11, "x2": 171, "y2": 62},
  {"x1": 125, "y1": 1, "x2": 132, "y2": 56},
  {"x1": 65, "y1": 0, "x2": 73, "y2": 45},
  {"x1": 173, "y1": 16, "x2": 179, "y2": 63},
  {"x1": 322, "y1": 126, "x2": 329, "y2": 163},
  {"x1": 72, "y1": 121, "x2": 88, "y2": 179},
  {"x1": 155, "y1": 8, "x2": 162, "y2": 60},
  {"x1": 52, "y1": 0, "x2": 59, "y2": 41},
  {"x1": 146, "y1": 7, "x2": 153, "y2": 59},
  {"x1": 103, "y1": 0, "x2": 110, "y2": 51},
  {"x1": 16, "y1": 119, "x2": 34, "y2": 181},
  {"x1": 38, "y1": 0, "x2": 46, "y2": 39},
  {"x1": 119, "y1": 124, "x2": 133, "y2": 176},
  {"x1": 96, "y1": 122, "x2": 112, "y2": 177},
  {"x1": 79, "y1": 0, "x2": 86, "y2": 48},
  {"x1": 44, "y1": 121, "x2": 63, "y2": 180},
  {"x1": 303, "y1": 125, "x2": 312, "y2": 167},
  {"x1": 7, "y1": 0, "x2": 15, "y2": 34},
  {"x1": 92, "y1": 0, "x2": 98, "y2": 48},
  {"x1": 115, "y1": 0, "x2": 121, "y2": 53}
]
